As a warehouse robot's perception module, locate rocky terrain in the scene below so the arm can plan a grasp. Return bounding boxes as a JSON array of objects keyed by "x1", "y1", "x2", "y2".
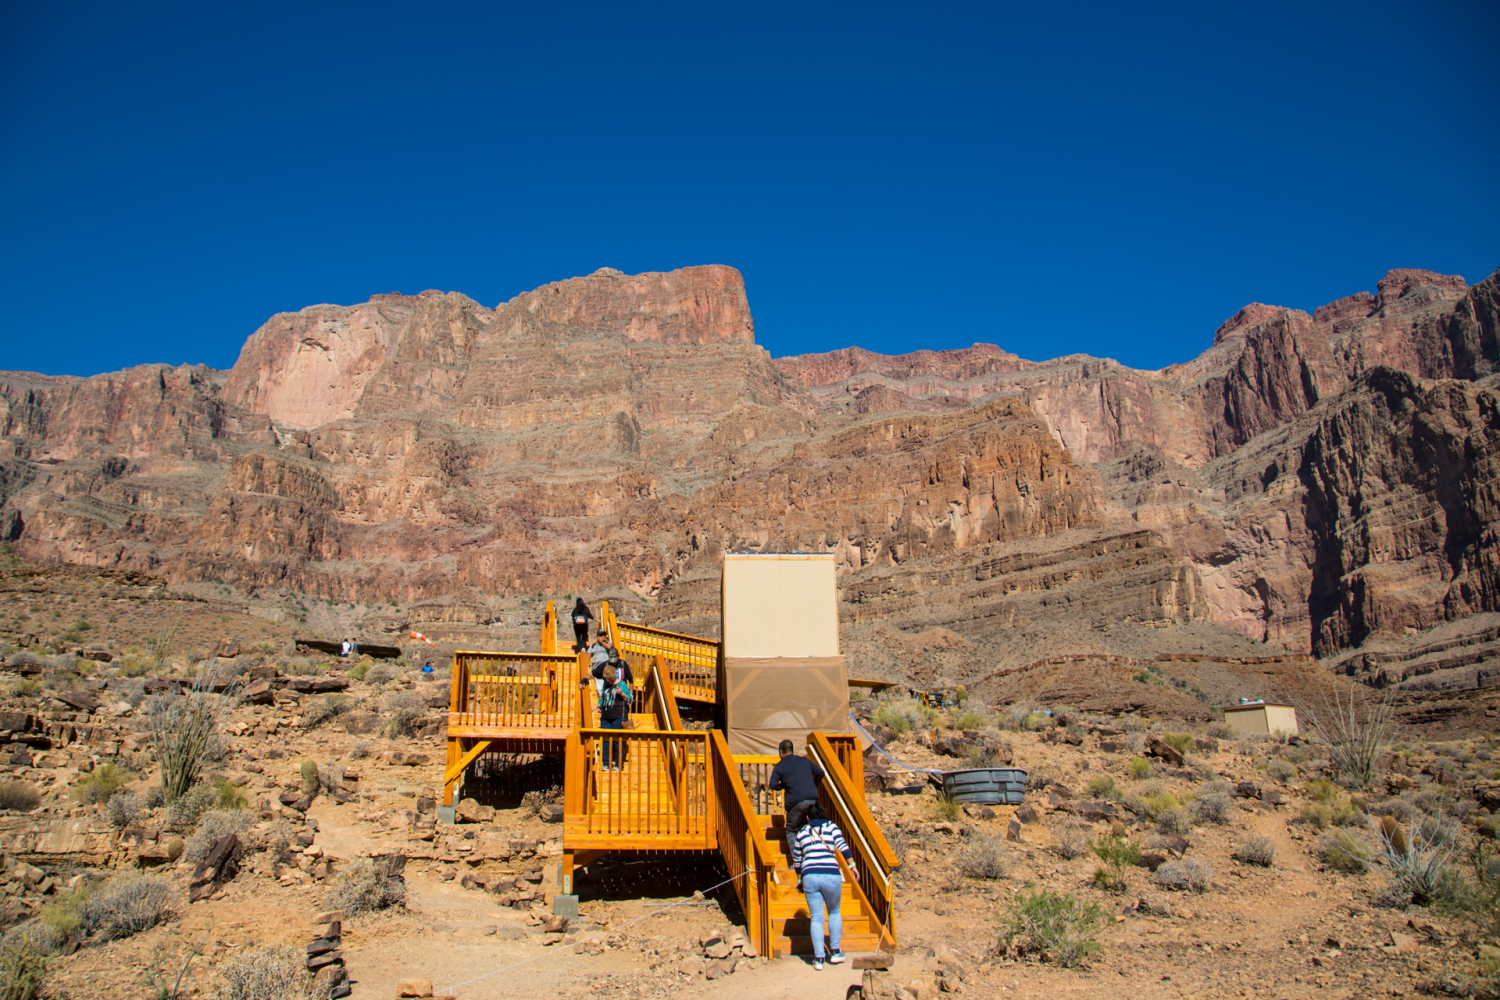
[
  {"x1": 2, "y1": 262, "x2": 1497, "y2": 702},
  {"x1": 0, "y1": 561, "x2": 1495, "y2": 999}
]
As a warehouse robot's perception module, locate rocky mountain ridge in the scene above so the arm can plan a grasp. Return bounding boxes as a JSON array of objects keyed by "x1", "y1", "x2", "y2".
[{"x1": 2, "y1": 263, "x2": 1497, "y2": 686}]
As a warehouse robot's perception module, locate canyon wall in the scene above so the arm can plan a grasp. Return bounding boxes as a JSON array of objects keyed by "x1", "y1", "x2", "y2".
[{"x1": 1, "y1": 263, "x2": 1496, "y2": 664}]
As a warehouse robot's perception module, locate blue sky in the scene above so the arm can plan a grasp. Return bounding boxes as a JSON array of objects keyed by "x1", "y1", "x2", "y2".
[{"x1": 2, "y1": 1, "x2": 1496, "y2": 377}]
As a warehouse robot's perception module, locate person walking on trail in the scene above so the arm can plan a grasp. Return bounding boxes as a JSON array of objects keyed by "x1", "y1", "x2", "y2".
[
  {"x1": 789, "y1": 803, "x2": 855, "y2": 970},
  {"x1": 570, "y1": 598, "x2": 594, "y2": 652},
  {"x1": 596, "y1": 664, "x2": 632, "y2": 770},
  {"x1": 769, "y1": 738, "x2": 824, "y2": 840}
]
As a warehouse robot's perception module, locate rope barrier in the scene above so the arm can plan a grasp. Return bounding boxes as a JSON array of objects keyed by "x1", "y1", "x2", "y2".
[{"x1": 438, "y1": 868, "x2": 752, "y2": 995}]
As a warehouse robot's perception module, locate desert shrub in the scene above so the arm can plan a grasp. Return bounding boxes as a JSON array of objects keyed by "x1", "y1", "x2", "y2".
[
  {"x1": 929, "y1": 795, "x2": 961, "y2": 822},
  {"x1": 1127, "y1": 786, "x2": 1180, "y2": 823},
  {"x1": 1090, "y1": 833, "x2": 1140, "y2": 892},
  {"x1": 1232, "y1": 835, "x2": 1276, "y2": 867},
  {"x1": 1052, "y1": 822, "x2": 1091, "y2": 860},
  {"x1": 364, "y1": 663, "x2": 400, "y2": 686},
  {"x1": 1331, "y1": 804, "x2": 1365, "y2": 827},
  {"x1": 873, "y1": 699, "x2": 932, "y2": 735},
  {"x1": 1206, "y1": 721, "x2": 1238, "y2": 740},
  {"x1": 380, "y1": 692, "x2": 426, "y2": 739},
  {"x1": 1300, "y1": 803, "x2": 1333, "y2": 830},
  {"x1": 0, "y1": 941, "x2": 48, "y2": 1000},
  {"x1": 1126, "y1": 757, "x2": 1153, "y2": 780},
  {"x1": 146, "y1": 668, "x2": 233, "y2": 803},
  {"x1": 213, "y1": 778, "x2": 249, "y2": 811},
  {"x1": 1303, "y1": 778, "x2": 1339, "y2": 802},
  {"x1": 76, "y1": 874, "x2": 173, "y2": 940},
  {"x1": 956, "y1": 835, "x2": 1011, "y2": 880},
  {"x1": 0, "y1": 783, "x2": 40, "y2": 813},
  {"x1": 185, "y1": 809, "x2": 254, "y2": 864},
  {"x1": 303, "y1": 693, "x2": 352, "y2": 728},
  {"x1": 1191, "y1": 792, "x2": 1233, "y2": 826},
  {"x1": 997, "y1": 889, "x2": 1104, "y2": 968},
  {"x1": 214, "y1": 944, "x2": 307, "y2": 1000},
  {"x1": 1153, "y1": 858, "x2": 1212, "y2": 893},
  {"x1": 277, "y1": 656, "x2": 324, "y2": 677},
  {"x1": 349, "y1": 742, "x2": 370, "y2": 760},
  {"x1": 1382, "y1": 825, "x2": 1464, "y2": 908},
  {"x1": 1160, "y1": 732, "x2": 1193, "y2": 755},
  {"x1": 347, "y1": 661, "x2": 371, "y2": 682},
  {"x1": 324, "y1": 858, "x2": 404, "y2": 915},
  {"x1": 520, "y1": 785, "x2": 562, "y2": 817},
  {"x1": 166, "y1": 784, "x2": 218, "y2": 829},
  {"x1": 1415, "y1": 814, "x2": 1461, "y2": 848},
  {"x1": 1085, "y1": 775, "x2": 1118, "y2": 800},
  {"x1": 72, "y1": 764, "x2": 127, "y2": 805},
  {"x1": 105, "y1": 792, "x2": 143, "y2": 829},
  {"x1": 964, "y1": 742, "x2": 1011, "y2": 769},
  {"x1": 951, "y1": 709, "x2": 988, "y2": 731},
  {"x1": 1264, "y1": 758, "x2": 1297, "y2": 782},
  {"x1": 1371, "y1": 796, "x2": 1420, "y2": 822},
  {"x1": 1318, "y1": 831, "x2": 1376, "y2": 873},
  {"x1": 1025, "y1": 768, "x2": 1057, "y2": 792},
  {"x1": 1156, "y1": 806, "x2": 1193, "y2": 836}
]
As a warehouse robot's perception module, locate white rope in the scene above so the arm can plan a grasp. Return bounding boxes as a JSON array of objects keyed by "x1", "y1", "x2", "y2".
[{"x1": 438, "y1": 868, "x2": 752, "y2": 995}]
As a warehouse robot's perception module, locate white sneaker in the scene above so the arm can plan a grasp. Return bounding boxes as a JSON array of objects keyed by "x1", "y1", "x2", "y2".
[
  {"x1": 812, "y1": 959, "x2": 824, "y2": 971},
  {"x1": 829, "y1": 951, "x2": 845, "y2": 964}
]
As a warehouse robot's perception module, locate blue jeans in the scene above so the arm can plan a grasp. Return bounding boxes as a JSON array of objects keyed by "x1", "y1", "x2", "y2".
[
  {"x1": 802, "y1": 873, "x2": 842, "y2": 959},
  {"x1": 599, "y1": 717, "x2": 626, "y2": 767}
]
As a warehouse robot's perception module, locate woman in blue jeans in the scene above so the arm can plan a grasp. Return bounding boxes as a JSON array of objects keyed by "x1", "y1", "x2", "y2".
[{"x1": 788, "y1": 803, "x2": 858, "y2": 969}]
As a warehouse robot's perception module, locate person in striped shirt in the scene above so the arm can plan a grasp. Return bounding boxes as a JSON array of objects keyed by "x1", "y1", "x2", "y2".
[{"x1": 788, "y1": 803, "x2": 857, "y2": 969}]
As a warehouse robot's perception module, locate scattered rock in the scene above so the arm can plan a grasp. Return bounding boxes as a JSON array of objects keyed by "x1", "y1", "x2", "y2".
[{"x1": 398, "y1": 976, "x2": 435, "y2": 998}]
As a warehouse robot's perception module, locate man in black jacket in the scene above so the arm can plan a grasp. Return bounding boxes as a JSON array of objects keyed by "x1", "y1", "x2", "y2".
[{"x1": 769, "y1": 738, "x2": 824, "y2": 842}]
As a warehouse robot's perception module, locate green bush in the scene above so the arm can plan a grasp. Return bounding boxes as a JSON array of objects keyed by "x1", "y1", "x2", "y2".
[
  {"x1": 1318, "y1": 831, "x2": 1376, "y2": 873},
  {"x1": 1084, "y1": 775, "x2": 1119, "y2": 800},
  {"x1": 147, "y1": 670, "x2": 232, "y2": 803},
  {"x1": 73, "y1": 764, "x2": 127, "y2": 806},
  {"x1": 951, "y1": 709, "x2": 988, "y2": 731},
  {"x1": 40, "y1": 883, "x2": 89, "y2": 941},
  {"x1": 303, "y1": 693, "x2": 352, "y2": 728},
  {"x1": 1126, "y1": 757, "x2": 1153, "y2": 779},
  {"x1": 0, "y1": 942, "x2": 47, "y2": 1000},
  {"x1": 347, "y1": 661, "x2": 371, "y2": 682},
  {"x1": 1303, "y1": 778, "x2": 1339, "y2": 802},
  {"x1": 1160, "y1": 732, "x2": 1193, "y2": 755},
  {"x1": 1156, "y1": 806, "x2": 1193, "y2": 836},
  {"x1": 1300, "y1": 803, "x2": 1332, "y2": 830},
  {"x1": 213, "y1": 779, "x2": 249, "y2": 811},
  {"x1": 166, "y1": 784, "x2": 218, "y2": 829},
  {"x1": 997, "y1": 890, "x2": 1104, "y2": 968},
  {"x1": 1090, "y1": 833, "x2": 1141, "y2": 892}
]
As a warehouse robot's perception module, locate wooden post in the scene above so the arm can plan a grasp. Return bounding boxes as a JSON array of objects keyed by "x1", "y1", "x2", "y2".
[
  {"x1": 541, "y1": 600, "x2": 558, "y2": 655},
  {"x1": 443, "y1": 736, "x2": 461, "y2": 806}
]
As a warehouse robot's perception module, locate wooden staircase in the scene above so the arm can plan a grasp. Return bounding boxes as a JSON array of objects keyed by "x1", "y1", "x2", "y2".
[{"x1": 448, "y1": 600, "x2": 898, "y2": 959}]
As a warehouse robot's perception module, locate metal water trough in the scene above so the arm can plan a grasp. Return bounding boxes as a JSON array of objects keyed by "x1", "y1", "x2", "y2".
[{"x1": 942, "y1": 767, "x2": 1027, "y2": 805}]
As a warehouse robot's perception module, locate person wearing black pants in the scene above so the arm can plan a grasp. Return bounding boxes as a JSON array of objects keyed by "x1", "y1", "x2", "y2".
[
  {"x1": 570, "y1": 598, "x2": 594, "y2": 652},
  {"x1": 769, "y1": 738, "x2": 825, "y2": 845}
]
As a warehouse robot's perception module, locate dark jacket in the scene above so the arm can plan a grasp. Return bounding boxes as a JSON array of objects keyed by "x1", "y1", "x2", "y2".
[
  {"x1": 571, "y1": 601, "x2": 594, "y2": 626},
  {"x1": 598, "y1": 679, "x2": 632, "y2": 722},
  {"x1": 769, "y1": 754, "x2": 824, "y2": 806},
  {"x1": 592, "y1": 658, "x2": 634, "y2": 686}
]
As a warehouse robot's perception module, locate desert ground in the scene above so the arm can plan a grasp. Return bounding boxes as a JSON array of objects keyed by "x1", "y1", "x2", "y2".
[{"x1": 0, "y1": 554, "x2": 1497, "y2": 1000}]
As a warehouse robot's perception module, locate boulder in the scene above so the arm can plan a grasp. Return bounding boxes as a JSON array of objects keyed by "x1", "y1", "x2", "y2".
[
  {"x1": 1145, "y1": 737, "x2": 1184, "y2": 767},
  {"x1": 397, "y1": 976, "x2": 434, "y2": 998}
]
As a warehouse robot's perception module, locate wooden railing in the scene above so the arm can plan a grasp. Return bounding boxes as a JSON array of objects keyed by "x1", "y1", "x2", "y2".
[
  {"x1": 541, "y1": 600, "x2": 559, "y2": 655},
  {"x1": 563, "y1": 730, "x2": 711, "y2": 850},
  {"x1": 602, "y1": 602, "x2": 719, "y2": 704},
  {"x1": 450, "y1": 650, "x2": 586, "y2": 732},
  {"x1": 648, "y1": 658, "x2": 684, "y2": 732},
  {"x1": 807, "y1": 732, "x2": 898, "y2": 951},
  {"x1": 733, "y1": 754, "x2": 785, "y2": 820},
  {"x1": 707, "y1": 730, "x2": 777, "y2": 957}
]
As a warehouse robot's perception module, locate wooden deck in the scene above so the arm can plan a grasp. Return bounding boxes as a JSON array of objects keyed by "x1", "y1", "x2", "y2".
[{"x1": 444, "y1": 600, "x2": 898, "y2": 958}]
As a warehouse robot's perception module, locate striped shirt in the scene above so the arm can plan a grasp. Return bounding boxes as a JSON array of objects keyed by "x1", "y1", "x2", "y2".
[{"x1": 789, "y1": 819, "x2": 852, "y2": 877}]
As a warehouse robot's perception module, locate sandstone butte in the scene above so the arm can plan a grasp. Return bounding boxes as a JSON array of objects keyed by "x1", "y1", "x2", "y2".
[{"x1": 1, "y1": 262, "x2": 1498, "y2": 692}]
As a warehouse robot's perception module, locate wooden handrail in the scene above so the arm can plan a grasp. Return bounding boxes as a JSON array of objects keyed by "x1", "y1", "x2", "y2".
[
  {"x1": 541, "y1": 600, "x2": 558, "y2": 655},
  {"x1": 807, "y1": 731, "x2": 899, "y2": 951},
  {"x1": 707, "y1": 730, "x2": 775, "y2": 957},
  {"x1": 650, "y1": 656, "x2": 685, "y2": 732}
]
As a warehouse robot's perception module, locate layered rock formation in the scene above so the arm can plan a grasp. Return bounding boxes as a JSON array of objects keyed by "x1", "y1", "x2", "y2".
[{"x1": 1, "y1": 263, "x2": 1496, "y2": 678}]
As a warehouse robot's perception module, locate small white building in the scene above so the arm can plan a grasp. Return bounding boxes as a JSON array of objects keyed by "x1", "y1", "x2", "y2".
[{"x1": 1222, "y1": 702, "x2": 1299, "y2": 737}]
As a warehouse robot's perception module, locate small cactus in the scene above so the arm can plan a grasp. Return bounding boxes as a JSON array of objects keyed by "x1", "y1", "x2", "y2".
[{"x1": 300, "y1": 759, "x2": 320, "y2": 793}]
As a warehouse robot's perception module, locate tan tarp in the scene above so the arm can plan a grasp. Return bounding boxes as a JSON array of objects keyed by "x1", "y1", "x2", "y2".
[
  {"x1": 724, "y1": 656, "x2": 850, "y2": 755},
  {"x1": 721, "y1": 554, "x2": 840, "y2": 659}
]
